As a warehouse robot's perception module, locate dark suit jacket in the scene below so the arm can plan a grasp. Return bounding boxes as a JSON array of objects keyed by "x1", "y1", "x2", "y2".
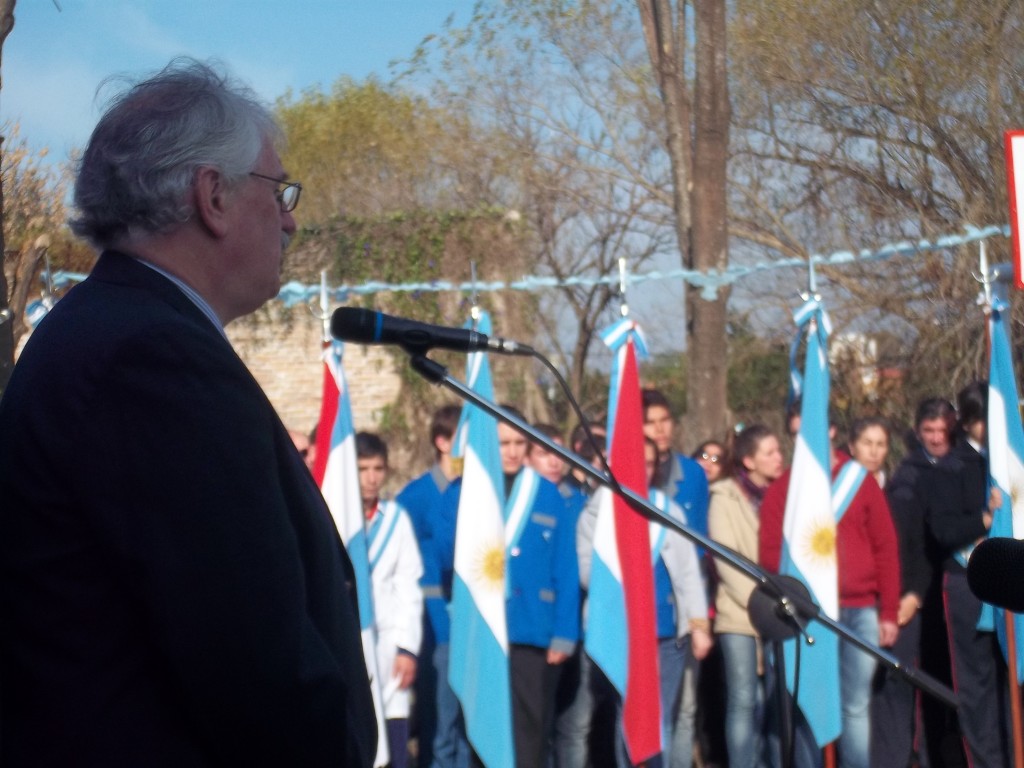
[
  {"x1": 886, "y1": 447, "x2": 936, "y2": 599},
  {"x1": 0, "y1": 252, "x2": 376, "y2": 766},
  {"x1": 923, "y1": 438, "x2": 990, "y2": 574}
]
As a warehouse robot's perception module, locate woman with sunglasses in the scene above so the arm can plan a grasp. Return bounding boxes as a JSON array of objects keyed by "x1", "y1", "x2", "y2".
[{"x1": 692, "y1": 440, "x2": 728, "y2": 484}]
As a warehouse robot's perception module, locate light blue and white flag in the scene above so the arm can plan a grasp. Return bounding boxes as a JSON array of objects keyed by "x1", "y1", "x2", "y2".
[
  {"x1": 981, "y1": 295, "x2": 1024, "y2": 680},
  {"x1": 780, "y1": 298, "x2": 842, "y2": 747},
  {"x1": 448, "y1": 311, "x2": 515, "y2": 768},
  {"x1": 317, "y1": 340, "x2": 389, "y2": 767}
]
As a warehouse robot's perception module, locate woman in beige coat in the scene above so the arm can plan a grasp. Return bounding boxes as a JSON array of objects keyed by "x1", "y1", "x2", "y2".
[{"x1": 708, "y1": 425, "x2": 784, "y2": 768}]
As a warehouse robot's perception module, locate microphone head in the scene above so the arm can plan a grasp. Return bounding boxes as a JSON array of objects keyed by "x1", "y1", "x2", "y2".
[
  {"x1": 967, "y1": 537, "x2": 1024, "y2": 612},
  {"x1": 330, "y1": 307, "x2": 379, "y2": 345}
]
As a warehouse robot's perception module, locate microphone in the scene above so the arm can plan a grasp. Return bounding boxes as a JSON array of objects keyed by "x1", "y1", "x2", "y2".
[
  {"x1": 967, "y1": 537, "x2": 1024, "y2": 612},
  {"x1": 330, "y1": 307, "x2": 535, "y2": 356}
]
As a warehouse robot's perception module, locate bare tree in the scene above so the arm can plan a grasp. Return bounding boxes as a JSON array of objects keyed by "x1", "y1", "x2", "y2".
[
  {"x1": 729, "y1": 0, "x2": 1024, "y2": 416},
  {"x1": 399, "y1": 1, "x2": 710, "y2": 427}
]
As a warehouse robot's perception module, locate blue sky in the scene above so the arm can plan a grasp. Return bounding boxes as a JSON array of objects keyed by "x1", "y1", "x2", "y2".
[
  {"x1": 3, "y1": 1, "x2": 691, "y2": 353},
  {"x1": 3, "y1": 0, "x2": 476, "y2": 165}
]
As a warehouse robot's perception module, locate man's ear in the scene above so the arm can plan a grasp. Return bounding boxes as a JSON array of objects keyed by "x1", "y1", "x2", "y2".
[{"x1": 192, "y1": 166, "x2": 231, "y2": 238}]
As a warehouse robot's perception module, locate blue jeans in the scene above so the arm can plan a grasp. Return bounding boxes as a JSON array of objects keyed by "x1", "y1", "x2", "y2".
[
  {"x1": 659, "y1": 636, "x2": 690, "y2": 766},
  {"x1": 554, "y1": 651, "x2": 613, "y2": 768},
  {"x1": 432, "y1": 642, "x2": 470, "y2": 768},
  {"x1": 719, "y1": 633, "x2": 765, "y2": 768},
  {"x1": 608, "y1": 638, "x2": 689, "y2": 768},
  {"x1": 838, "y1": 606, "x2": 878, "y2": 768}
]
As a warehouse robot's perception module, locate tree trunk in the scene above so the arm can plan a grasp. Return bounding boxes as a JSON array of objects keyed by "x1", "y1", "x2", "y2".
[
  {"x1": 637, "y1": 0, "x2": 693, "y2": 263},
  {"x1": 638, "y1": 0, "x2": 730, "y2": 446},
  {"x1": 687, "y1": 0, "x2": 730, "y2": 445},
  {"x1": 0, "y1": 0, "x2": 16, "y2": 395}
]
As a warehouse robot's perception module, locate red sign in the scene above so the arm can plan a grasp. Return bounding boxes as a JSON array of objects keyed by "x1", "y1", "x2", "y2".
[{"x1": 1006, "y1": 130, "x2": 1024, "y2": 290}]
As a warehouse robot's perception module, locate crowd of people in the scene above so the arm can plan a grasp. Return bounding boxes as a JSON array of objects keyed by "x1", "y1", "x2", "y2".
[{"x1": 338, "y1": 379, "x2": 1016, "y2": 768}]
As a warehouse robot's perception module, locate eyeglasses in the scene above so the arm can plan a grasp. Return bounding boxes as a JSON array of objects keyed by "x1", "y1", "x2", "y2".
[
  {"x1": 700, "y1": 452, "x2": 722, "y2": 464},
  {"x1": 249, "y1": 172, "x2": 302, "y2": 213}
]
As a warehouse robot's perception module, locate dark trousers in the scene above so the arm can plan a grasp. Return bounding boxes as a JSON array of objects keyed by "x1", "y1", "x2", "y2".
[
  {"x1": 510, "y1": 643, "x2": 561, "y2": 768},
  {"x1": 944, "y1": 571, "x2": 1010, "y2": 768},
  {"x1": 763, "y1": 642, "x2": 822, "y2": 768},
  {"x1": 871, "y1": 609, "x2": 928, "y2": 768},
  {"x1": 414, "y1": 623, "x2": 437, "y2": 768},
  {"x1": 387, "y1": 718, "x2": 409, "y2": 768}
]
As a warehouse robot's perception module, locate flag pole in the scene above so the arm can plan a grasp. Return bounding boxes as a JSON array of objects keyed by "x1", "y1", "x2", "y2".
[
  {"x1": 318, "y1": 270, "x2": 331, "y2": 344},
  {"x1": 310, "y1": 271, "x2": 335, "y2": 487},
  {"x1": 979, "y1": 248, "x2": 1024, "y2": 768},
  {"x1": 618, "y1": 257, "x2": 630, "y2": 317},
  {"x1": 469, "y1": 261, "x2": 481, "y2": 329}
]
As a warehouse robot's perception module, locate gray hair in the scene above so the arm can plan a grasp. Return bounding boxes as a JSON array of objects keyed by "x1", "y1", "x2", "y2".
[{"x1": 70, "y1": 57, "x2": 280, "y2": 249}]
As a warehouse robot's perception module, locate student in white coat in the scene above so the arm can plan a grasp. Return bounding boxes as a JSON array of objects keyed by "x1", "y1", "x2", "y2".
[{"x1": 357, "y1": 432, "x2": 425, "y2": 768}]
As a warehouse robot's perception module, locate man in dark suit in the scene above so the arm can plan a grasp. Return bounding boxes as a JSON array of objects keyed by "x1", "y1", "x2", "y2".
[{"x1": 0, "y1": 59, "x2": 376, "y2": 766}]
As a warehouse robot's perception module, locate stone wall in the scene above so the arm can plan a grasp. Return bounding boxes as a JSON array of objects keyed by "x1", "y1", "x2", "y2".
[{"x1": 227, "y1": 306, "x2": 403, "y2": 438}]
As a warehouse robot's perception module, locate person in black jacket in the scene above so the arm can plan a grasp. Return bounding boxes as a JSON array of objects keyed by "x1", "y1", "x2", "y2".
[
  {"x1": 0, "y1": 59, "x2": 376, "y2": 766},
  {"x1": 869, "y1": 399, "x2": 952, "y2": 768},
  {"x1": 924, "y1": 383, "x2": 1010, "y2": 768}
]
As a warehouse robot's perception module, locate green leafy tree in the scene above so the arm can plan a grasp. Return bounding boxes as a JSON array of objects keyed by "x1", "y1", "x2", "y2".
[{"x1": 276, "y1": 77, "x2": 467, "y2": 223}]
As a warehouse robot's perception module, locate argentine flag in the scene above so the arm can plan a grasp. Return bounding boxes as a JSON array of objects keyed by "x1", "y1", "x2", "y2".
[
  {"x1": 315, "y1": 340, "x2": 389, "y2": 768},
  {"x1": 779, "y1": 298, "x2": 841, "y2": 747},
  {"x1": 585, "y1": 318, "x2": 662, "y2": 765},
  {"x1": 448, "y1": 311, "x2": 515, "y2": 768},
  {"x1": 981, "y1": 295, "x2": 1024, "y2": 680}
]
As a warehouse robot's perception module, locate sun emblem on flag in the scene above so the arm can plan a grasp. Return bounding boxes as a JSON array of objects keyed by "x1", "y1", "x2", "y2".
[
  {"x1": 802, "y1": 521, "x2": 837, "y2": 565},
  {"x1": 472, "y1": 539, "x2": 506, "y2": 591}
]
